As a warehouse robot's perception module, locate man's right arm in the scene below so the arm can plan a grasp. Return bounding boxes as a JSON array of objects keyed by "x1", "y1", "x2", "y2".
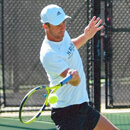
[{"x1": 60, "y1": 68, "x2": 80, "y2": 86}]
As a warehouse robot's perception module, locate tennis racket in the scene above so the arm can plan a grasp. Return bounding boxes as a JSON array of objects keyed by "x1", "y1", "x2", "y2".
[{"x1": 19, "y1": 75, "x2": 72, "y2": 124}]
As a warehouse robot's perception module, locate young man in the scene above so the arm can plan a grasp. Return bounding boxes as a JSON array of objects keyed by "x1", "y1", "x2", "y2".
[{"x1": 40, "y1": 4, "x2": 118, "y2": 130}]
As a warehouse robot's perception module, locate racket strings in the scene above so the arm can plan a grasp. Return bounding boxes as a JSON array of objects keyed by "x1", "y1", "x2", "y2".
[{"x1": 20, "y1": 88, "x2": 48, "y2": 123}]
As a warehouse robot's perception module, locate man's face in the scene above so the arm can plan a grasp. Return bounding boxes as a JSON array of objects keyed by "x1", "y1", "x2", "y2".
[{"x1": 45, "y1": 20, "x2": 66, "y2": 42}]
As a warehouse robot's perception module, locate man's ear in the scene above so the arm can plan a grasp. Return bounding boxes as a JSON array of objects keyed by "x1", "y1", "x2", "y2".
[{"x1": 42, "y1": 24, "x2": 48, "y2": 29}]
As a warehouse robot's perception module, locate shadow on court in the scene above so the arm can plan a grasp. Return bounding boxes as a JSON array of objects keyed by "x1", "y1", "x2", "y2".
[{"x1": 0, "y1": 118, "x2": 56, "y2": 130}]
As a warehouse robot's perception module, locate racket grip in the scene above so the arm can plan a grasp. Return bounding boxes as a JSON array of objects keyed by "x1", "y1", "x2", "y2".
[{"x1": 61, "y1": 75, "x2": 72, "y2": 86}]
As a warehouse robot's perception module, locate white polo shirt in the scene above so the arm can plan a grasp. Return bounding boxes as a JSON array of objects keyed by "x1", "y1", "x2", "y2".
[{"x1": 40, "y1": 31, "x2": 89, "y2": 108}]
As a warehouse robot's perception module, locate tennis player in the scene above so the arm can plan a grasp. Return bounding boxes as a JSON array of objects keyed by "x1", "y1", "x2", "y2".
[{"x1": 40, "y1": 4, "x2": 118, "y2": 130}]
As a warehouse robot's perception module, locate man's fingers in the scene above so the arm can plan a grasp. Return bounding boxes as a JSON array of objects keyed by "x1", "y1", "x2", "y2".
[
  {"x1": 94, "y1": 17, "x2": 100, "y2": 25},
  {"x1": 95, "y1": 19, "x2": 103, "y2": 27},
  {"x1": 89, "y1": 17, "x2": 104, "y2": 30},
  {"x1": 67, "y1": 69, "x2": 80, "y2": 86},
  {"x1": 91, "y1": 16, "x2": 96, "y2": 22},
  {"x1": 97, "y1": 25, "x2": 104, "y2": 31},
  {"x1": 68, "y1": 69, "x2": 79, "y2": 79},
  {"x1": 89, "y1": 16, "x2": 96, "y2": 26}
]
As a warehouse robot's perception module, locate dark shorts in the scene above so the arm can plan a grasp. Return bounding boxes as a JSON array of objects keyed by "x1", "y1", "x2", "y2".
[{"x1": 51, "y1": 102, "x2": 100, "y2": 130}]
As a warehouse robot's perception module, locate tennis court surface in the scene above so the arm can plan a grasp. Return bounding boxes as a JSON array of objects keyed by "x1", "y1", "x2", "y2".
[
  {"x1": 103, "y1": 113, "x2": 130, "y2": 130},
  {"x1": 0, "y1": 112, "x2": 130, "y2": 130},
  {"x1": 0, "y1": 115, "x2": 56, "y2": 130}
]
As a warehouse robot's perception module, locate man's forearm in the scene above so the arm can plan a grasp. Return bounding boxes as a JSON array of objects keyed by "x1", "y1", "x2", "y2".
[{"x1": 72, "y1": 33, "x2": 89, "y2": 49}]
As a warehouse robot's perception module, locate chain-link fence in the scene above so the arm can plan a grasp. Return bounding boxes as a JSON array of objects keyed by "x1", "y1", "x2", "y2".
[
  {"x1": 1, "y1": 0, "x2": 129, "y2": 110},
  {"x1": 0, "y1": 0, "x2": 93, "y2": 108},
  {"x1": 105, "y1": 0, "x2": 130, "y2": 108},
  {"x1": 0, "y1": 0, "x2": 130, "y2": 129}
]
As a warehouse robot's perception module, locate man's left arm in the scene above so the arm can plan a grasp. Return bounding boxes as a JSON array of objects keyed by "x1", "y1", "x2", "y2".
[{"x1": 72, "y1": 16, "x2": 104, "y2": 49}]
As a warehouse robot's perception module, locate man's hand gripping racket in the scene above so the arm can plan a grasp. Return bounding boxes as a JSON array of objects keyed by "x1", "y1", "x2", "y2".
[{"x1": 19, "y1": 75, "x2": 72, "y2": 124}]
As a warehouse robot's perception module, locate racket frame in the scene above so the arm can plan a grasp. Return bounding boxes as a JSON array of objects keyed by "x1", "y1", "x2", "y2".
[{"x1": 19, "y1": 75, "x2": 72, "y2": 124}]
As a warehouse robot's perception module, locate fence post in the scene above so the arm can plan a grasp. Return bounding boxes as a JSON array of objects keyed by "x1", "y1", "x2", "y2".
[
  {"x1": 93, "y1": 0, "x2": 101, "y2": 112},
  {"x1": 0, "y1": 0, "x2": 6, "y2": 107}
]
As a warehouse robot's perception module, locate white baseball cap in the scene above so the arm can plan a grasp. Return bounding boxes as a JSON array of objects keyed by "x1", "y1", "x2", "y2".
[{"x1": 40, "y1": 4, "x2": 71, "y2": 25}]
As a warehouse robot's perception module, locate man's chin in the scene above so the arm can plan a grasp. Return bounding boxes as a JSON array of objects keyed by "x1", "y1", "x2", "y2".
[{"x1": 59, "y1": 35, "x2": 64, "y2": 41}]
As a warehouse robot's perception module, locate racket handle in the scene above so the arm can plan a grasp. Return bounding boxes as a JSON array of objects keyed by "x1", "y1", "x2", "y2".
[{"x1": 61, "y1": 75, "x2": 72, "y2": 86}]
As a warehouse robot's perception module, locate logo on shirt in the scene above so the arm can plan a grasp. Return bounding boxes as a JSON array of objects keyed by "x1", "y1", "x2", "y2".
[{"x1": 67, "y1": 42, "x2": 75, "y2": 59}]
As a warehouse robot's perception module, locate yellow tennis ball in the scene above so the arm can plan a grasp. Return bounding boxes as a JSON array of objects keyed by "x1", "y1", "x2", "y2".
[{"x1": 48, "y1": 94, "x2": 58, "y2": 104}]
